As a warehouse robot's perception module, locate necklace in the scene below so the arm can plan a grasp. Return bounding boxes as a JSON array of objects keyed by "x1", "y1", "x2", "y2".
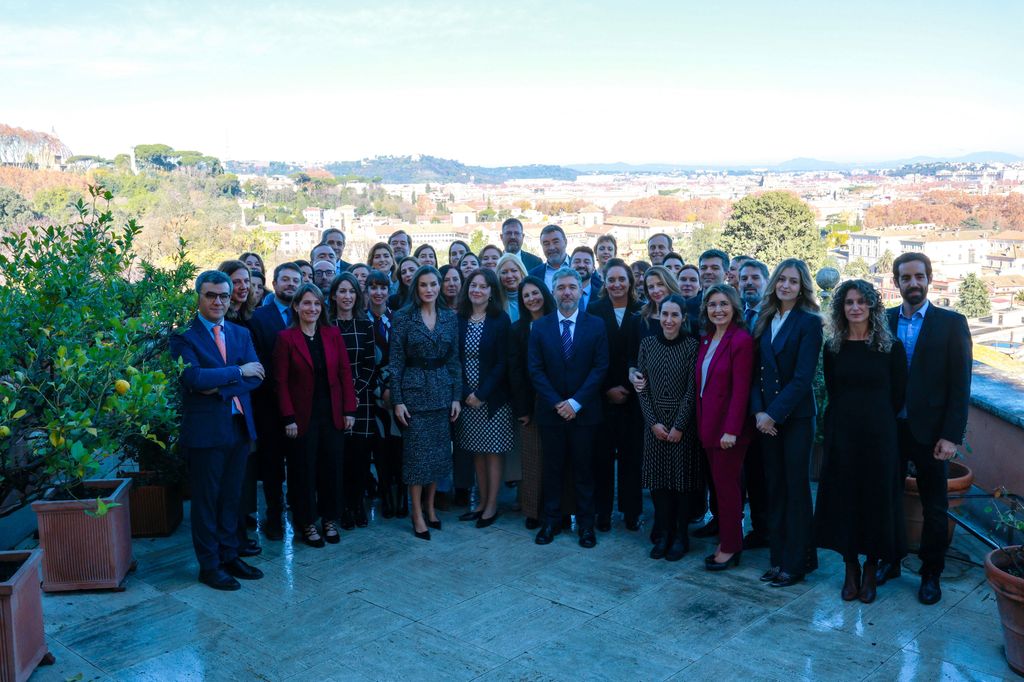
[{"x1": 470, "y1": 312, "x2": 486, "y2": 322}]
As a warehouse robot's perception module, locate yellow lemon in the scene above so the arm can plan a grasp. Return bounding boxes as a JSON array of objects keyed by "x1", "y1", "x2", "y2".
[
  {"x1": 0, "y1": 426, "x2": 10, "y2": 438},
  {"x1": 114, "y1": 379, "x2": 130, "y2": 396}
]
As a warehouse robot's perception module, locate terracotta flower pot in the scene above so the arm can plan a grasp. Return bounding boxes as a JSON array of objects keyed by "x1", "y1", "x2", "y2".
[
  {"x1": 903, "y1": 460, "x2": 973, "y2": 552},
  {"x1": 0, "y1": 549, "x2": 54, "y2": 682},
  {"x1": 985, "y1": 547, "x2": 1024, "y2": 675},
  {"x1": 121, "y1": 471, "x2": 183, "y2": 538},
  {"x1": 30, "y1": 478, "x2": 135, "y2": 593}
]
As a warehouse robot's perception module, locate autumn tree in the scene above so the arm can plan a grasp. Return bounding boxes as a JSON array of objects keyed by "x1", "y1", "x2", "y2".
[
  {"x1": 956, "y1": 273, "x2": 991, "y2": 319},
  {"x1": 720, "y1": 192, "x2": 826, "y2": 270}
]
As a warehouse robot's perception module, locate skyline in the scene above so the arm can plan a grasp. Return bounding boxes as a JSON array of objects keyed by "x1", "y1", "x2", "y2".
[{"x1": 4, "y1": 1, "x2": 1023, "y2": 166}]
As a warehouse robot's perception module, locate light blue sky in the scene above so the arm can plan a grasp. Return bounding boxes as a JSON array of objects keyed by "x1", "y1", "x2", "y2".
[{"x1": 3, "y1": 0, "x2": 1022, "y2": 166}]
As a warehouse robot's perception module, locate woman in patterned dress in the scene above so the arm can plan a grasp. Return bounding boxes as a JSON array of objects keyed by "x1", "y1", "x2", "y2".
[
  {"x1": 366, "y1": 269, "x2": 404, "y2": 518},
  {"x1": 454, "y1": 268, "x2": 514, "y2": 527},
  {"x1": 390, "y1": 266, "x2": 462, "y2": 540},
  {"x1": 636, "y1": 295, "x2": 702, "y2": 561},
  {"x1": 329, "y1": 272, "x2": 378, "y2": 529}
]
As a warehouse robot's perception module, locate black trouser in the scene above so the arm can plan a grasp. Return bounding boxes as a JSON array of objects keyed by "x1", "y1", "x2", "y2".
[
  {"x1": 540, "y1": 422, "x2": 596, "y2": 531},
  {"x1": 256, "y1": 415, "x2": 288, "y2": 518},
  {"x1": 594, "y1": 402, "x2": 643, "y2": 518},
  {"x1": 452, "y1": 445, "x2": 475, "y2": 491},
  {"x1": 343, "y1": 434, "x2": 373, "y2": 513},
  {"x1": 373, "y1": 434, "x2": 403, "y2": 493},
  {"x1": 236, "y1": 449, "x2": 258, "y2": 546},
  {"x1": 763, "y1": 416, "x2": 816, "y2": 576},
  {"x1": 291, "y1": 410, "x2": 345, "y2": 527},
  {"x1": 898, "y1": 421, "x2": 949, "y2": 575},
  {"x1": 651, "y1": 489, "x2": 690, "y2": 540},
  {"x1": 188, "y1": 416, "x2": 250, "y2": 571},
  {"x1": 743, "y1": 437, "x2": 769, "y2": 539}
]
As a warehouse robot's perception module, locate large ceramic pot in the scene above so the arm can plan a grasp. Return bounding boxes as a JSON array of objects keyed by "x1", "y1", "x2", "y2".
[
  {"x1": 0, "y1": 549, "x2": 54, "y2": 681},
  {"x1": 904, "y1": 460, "x2": 973, "y2": 552},
  {"x1": 121, "y1": 471, "x2": 183, "y2": 538},
  {"x1": 985, "y1": 547, "x2": 1024, "y2": 675},
  {"x1": 30, "y1": 478, "x2": 134, "y2": 592}
]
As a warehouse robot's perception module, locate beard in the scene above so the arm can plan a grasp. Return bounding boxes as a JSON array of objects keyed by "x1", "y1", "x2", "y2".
[
  {"x1": 902, "y1": 286, "x2": 926, "y2": 304},
  {"x1": 558, "y1": 299, "x2": 578, "y2": 315}
]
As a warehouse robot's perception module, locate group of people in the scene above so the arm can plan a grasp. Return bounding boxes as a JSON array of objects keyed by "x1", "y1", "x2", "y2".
[{"x1": 172, "y1": 218, "x2": 972, "y2": 607}]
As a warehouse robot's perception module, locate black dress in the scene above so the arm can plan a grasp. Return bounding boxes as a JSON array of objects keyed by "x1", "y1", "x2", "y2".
[{"x1": 813, "y1": 339, "x2": 908, "y2": 562}]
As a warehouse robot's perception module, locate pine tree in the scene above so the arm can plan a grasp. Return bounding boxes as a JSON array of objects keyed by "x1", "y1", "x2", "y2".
[{"x1": 956, "y1": 273, "x2": 991, "y2": 319}]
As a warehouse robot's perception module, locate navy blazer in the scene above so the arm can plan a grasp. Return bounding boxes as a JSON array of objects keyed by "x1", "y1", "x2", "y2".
[
  {"x1": 518, "y1": 250, "x2": 543, "y2": 272},
  {"x1": 248, "y1": 302, "x2": 288, "y2": 389},
  {"x1": 527, "y1": 309, "x2": 609, "y2": 426},
  {"x1": 886, "y1": 305, "x2": 972, "y2": 445},
  {"x1": 170, "y1": 317, "x2": 262, "y2": 449},
  {"x1": 458, "y1": 312, "x2": 512, "y2": 418},
  {"x1": 750, "y1": 307, "x2": 823, "y2": 424},
  {"x1": 587, "y1": 295, "x2": 642, "y2": 393}
]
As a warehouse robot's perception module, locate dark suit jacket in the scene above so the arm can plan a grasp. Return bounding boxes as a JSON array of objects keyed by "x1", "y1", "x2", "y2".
[
  {"x1": 696, "y1": 325, "x2": 755, "y2": 448},
  {"x1": 273, "y1": 326, "x2": 358, "y2": 437},
  {"x1": 528, "y1": 309, "x2": 609, "y2": 426},
  {"x1": 170, "y1": 317, "x2": 261, "y2": 448},
  {"x1": 458, "y1": 312, "x2": 512, "y2": 417},
  {"x1": 508, "y1": 316, "x2": 536, "y2": 419},
  {"x1": 587, "y1": 296, "x2": 642, "y2": 394},
  {"x1": 518, "y1": 250, "x2": 543, "y2": 272},
  {"x1": 749, "y1": 307, "x2": 823, "y2": 423},
  {"x1": 528, "y1": 256, "x2": 570, "y2": 289},
  {"x1": 886, "y1": 305, "x2": 972, "y2": 445},
  {"x1": 248, "y1": 302, "x2": 289, "y2": 433},
  {"x1": 579, "y1": 279, "x2": 604, "y2": 313}
]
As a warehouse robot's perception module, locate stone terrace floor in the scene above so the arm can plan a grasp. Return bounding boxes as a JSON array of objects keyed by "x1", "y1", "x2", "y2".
[{"x1": 26, "y1": 489, "x2": 1019, "y2": 681}]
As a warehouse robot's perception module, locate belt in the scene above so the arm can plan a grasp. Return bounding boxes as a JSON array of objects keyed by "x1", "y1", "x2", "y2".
[{"x1": 406, "y1": 357, "x2": 447, "y2": 370}]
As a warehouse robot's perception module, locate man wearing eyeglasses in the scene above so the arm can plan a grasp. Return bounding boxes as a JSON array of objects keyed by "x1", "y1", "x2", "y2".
[
  {"x1": 501, "y1": 217, "x2": 542, "y2": 271},
  {"x1": 170, "y1": 270, "x2": 266, "y2": 591}
]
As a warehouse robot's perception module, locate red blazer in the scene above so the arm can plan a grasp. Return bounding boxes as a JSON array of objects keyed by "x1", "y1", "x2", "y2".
[
  {"x1": 273, "y1": 326, "x2": 358, "y2": 437},
  {"x1": 696, "y1": 325, "x2": 755, "y2": 449}
]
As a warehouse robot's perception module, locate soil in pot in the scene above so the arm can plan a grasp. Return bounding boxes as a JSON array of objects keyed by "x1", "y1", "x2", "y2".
[
  {"x1": 0, "y1": 558, "x2": 23, "y2": 583},
  {"x1": 48, "y1": 484, "x2": 119, "y2": 501}
]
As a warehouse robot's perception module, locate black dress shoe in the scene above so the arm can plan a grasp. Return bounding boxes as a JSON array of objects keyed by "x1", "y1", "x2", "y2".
[
  {"x1": 742, "y1": 531, "x2": 769, "y2": 550},
  {"x1": 918, "y1": 574, "x2": 942, "y2": 605},
  {"x1": 476, "y1": 512, "x2": 499, "y2": 528},
  {"x1": 427, "y1": 519, "x2": 442, "y2": 530},
  {"x1": 339, "y1": 510, "x2": 355, "y2": 531},
  {"x1": 770, "y1": 571, "x2": 804, "y2": 587},
  {"x1": 596, "y1": 514, "x2": 612, "y2": 533},
  {"x1": 222, "y1": 557, "x2": 264, "y2": 580},
  {"x1": 875, "y1": 560, "x2": 901, "y2": 586},
  {"x1": 665, "y1": 535, "x2": 689, "y2": 562},
  {"x1": 579, "y1": 528, "x2": 597, "y2": 548},
  {"x1": 459, "y1": 510, "x2": 483, "y2": 522},
  {"x1": 705, "y1": 552, "x2": 741, "y2": 571},
  {"x1": 535, "y1": 525, "x2": 560, "y2": 545},
  {"x1": 525, "y1": 517, "x2": 541, "y2": 530},
  {"x1": 261, "y1": 521, "x2": 284, "y2": 542},
  {"x1": 624, "y1": 514, "x2": 641, "y2": 531},
  {"x1": 692, "y1": 518, "x2": 719, "y2": 538},
  {"x1": 238, "y1": 538, "x2": 262, "y2": 557},
  {"x1": 650, "y1": 533, "x2": 670, "y2": 560},
  {"x1": 354, "y1": 506, "x2": 369, "y2": 528},
  {"x1": 199, "y1": 568, "x2": 240, "y2": 591},
  {"x1": 760, "y1": 566, "x2": 782, "y2": 582}
]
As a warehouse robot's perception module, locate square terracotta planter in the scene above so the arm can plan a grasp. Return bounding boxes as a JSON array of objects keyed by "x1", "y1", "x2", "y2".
[
  {"x1": 0, "y1": 549, "x2": 54, "y2": 682},
  {"x1": 121, "y1": 472, "x2": 183, "y2": 538},
  {"x1": 31, "y1": 478, "x2": 135, "y2": 593}
]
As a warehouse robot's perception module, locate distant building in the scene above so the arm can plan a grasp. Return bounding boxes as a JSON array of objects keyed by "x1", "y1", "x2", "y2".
[{"x1": 450, "y1": 205, "x2": 475, "y2": 226}]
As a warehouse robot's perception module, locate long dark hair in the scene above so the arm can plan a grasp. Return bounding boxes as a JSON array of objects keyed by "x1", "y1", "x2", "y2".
[
  {"x1": 827, "y1": 279, "x2": 893, "y2": 353},
  {"x1": 457, "y1": 268, "x2": 506, "y2": 318},
  {"x1": 598, "y1": 257, "x2": 637, "y2": 303},
  {"x1": 289, "y1": 283, "x2": 327, "y2": 328},
  {"x1": 395, "y1": 256, "x2": 420, "y2": 300},
  {"x1": 438, "y1": 264, "x2": 463, "y2": 310},
  {"x1": 327, "y1": 272, "x2": 367, "y2": 323},
  {"x1": 517, "y1": 275, "x2": 556, "y2": 320}
]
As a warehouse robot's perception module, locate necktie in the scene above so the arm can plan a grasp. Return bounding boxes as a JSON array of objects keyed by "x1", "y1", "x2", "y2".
[
  {"x1": 744, "y1": 308, "x2": 756, "y2": 328},
  {"x1": 282, "y1": 307, "x2": 292, "y2": 327},
  {"x1": 213, "y1": 325, "x2": 244, "y2": 415},
  {"x1": 561, "y1": 319, "x2": 574, "y2": 359}
]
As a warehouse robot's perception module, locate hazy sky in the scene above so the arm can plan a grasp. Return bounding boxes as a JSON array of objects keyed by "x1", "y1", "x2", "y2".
[{"x1": 4, "y1": 0, "x2": 1022, "y2": 166}]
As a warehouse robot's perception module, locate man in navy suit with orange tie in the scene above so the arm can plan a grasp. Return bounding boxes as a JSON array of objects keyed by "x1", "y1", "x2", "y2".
[{"x1": 171, "y1": 271, "x2": 266, "y2": 591}]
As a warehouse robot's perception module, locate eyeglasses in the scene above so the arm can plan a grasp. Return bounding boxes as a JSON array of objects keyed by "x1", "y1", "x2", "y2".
[{"x1": 202, "y1": 293, "x2": 232, "y2": 302}]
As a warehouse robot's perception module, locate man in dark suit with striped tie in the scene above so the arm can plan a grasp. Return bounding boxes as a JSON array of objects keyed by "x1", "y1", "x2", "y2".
[{"x1": 738, "y1": 259, "x2": 770, "y2": 549}]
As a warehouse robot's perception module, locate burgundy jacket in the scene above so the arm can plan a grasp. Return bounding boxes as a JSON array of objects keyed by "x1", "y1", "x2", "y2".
[
  {"x1": 273, "y1": 326, "x2": 358, "y2": 437},
  {"x1": 695, "y1": 325, "x2": 755, "y2": 449}
]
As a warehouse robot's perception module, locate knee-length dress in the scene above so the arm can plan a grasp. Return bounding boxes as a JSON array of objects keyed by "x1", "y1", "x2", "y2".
[
  {"x1": 636, "y1": 333, "x2": 704, "y2": 493},
  {"x1": 457, "y1": 319, "x2": 514, "y2": 454},
  {"x1": 813, "y1": 339, "x2": 908, "y2": 561},
  {"x1": 388, "y1": 306, "x2": 462, "y2": 485}
]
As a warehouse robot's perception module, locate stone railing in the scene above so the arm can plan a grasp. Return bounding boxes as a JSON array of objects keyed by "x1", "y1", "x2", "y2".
[{"x1": 965, "y1": 363, "x2": 1024, "y2": 494}]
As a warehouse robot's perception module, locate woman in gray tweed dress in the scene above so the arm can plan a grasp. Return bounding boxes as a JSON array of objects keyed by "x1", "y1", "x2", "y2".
[{"x1": 390, "y1": 266, "x2": 462, "y2": 540}]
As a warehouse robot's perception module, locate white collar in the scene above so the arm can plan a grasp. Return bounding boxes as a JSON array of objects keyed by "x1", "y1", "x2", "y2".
[{"x1": 558, "y1": 309, "x2": 580, "y2": 325}]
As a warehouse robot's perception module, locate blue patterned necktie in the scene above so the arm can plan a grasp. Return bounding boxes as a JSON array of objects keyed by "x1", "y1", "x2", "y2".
[
  {"x1": 744, "y1": 307, "x2": 756, "y2": 328},
  {"x1": 561, "y1": 319, "x2": 574, "y2": 359}
]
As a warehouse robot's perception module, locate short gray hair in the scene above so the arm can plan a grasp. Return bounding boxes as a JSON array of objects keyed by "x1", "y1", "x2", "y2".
[
  {"x1": 195, "y1": 270, "x2": 232, "y2": 294},
  {"x1": 552, "y1": 267, "x2": 581, "y2": 286}
]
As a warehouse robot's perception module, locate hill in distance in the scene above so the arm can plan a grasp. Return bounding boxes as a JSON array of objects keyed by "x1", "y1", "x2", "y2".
[{"x1": 323, "y1": 155, "x2": 577, "y2": 183}]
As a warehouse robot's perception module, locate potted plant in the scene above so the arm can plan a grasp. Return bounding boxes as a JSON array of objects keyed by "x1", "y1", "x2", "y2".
[
  {"x1": 984, "y1": 489, "x2": 1024, "y2": 675},
  {"x1": 0, "y1": 548, "x2": 54, "y2": 681},
  {"x1": 119, "y1": 432, "x2": 185, "y2": 537}
]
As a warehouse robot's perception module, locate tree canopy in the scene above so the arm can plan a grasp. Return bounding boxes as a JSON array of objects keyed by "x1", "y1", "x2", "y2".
[
  {"x1": 956, "y1": 273, "x2": 991, "y2": 319},
  {"x1": 720, "y1": 191, "x2": 826, "y2": 271}
]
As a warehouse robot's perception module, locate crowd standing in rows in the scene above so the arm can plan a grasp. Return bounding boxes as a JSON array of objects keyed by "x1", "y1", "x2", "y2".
[{"x1": 173, "y1": 219, "x2": 972, "y2": 607}]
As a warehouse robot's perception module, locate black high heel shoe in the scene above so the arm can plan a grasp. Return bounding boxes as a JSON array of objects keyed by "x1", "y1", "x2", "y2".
[
  {"x1": 704, "y1": 551, "x2": 741, "y2": 571},
  {"x1": 427, "y1": 518, "x2": 442, "y2": 530},
  {"x1": 476, "y1": 512, "x2": 499, "y2": 528},
  {"x1": 412, "y1": 519, "x2": 431, "y2": 541}
]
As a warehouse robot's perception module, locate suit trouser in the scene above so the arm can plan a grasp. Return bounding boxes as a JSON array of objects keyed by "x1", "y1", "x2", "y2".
[
  {"x1": 343, "y1": 434, "x2": 372, "y2": 513},
  {"x1": 743, "y1": 437, "x2": 769, "y2": 538},
  {"x1": 540, "y1": 422, "x2": 596, "y2": 530},
  {"x1": 236, "y1": 450, "x2": 258, "y2": 547},
  {"x1": 898, "y1": 421, "x2": 949, "y2": 575},
  {"x1": 292, "y1": 411, "x2": 345, "y2": 527},
  {"x1": 594, "y1": 402, "x2": 643, "y2": 518},
  {"x1": 707, "y1": 444, "x2": 747, "y2": 554},
  {"x1": 188, "y1": 416, "x2": 250, "y2": 571},
  {"x1": 763, "y1": 417, "x2": 817, "y2": 575},
  {"x1": 257, "y1": 418, "x2": 288, "y2": 517}
]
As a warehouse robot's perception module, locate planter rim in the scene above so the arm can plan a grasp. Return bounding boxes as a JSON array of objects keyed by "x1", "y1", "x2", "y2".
[
  {"x1": 906, "y1": 461, "x2": 974, "y2": 494},
  {"x1": 30, "y1": 477, "x2": 132, "y2": 512},
  {"x1": 0, "y1": 547, "x2": 42, "y2": 595}
]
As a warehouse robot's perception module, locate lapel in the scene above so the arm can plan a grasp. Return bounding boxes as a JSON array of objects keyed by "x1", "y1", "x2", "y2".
[
  {"x1": 290, "y1": 329, "x2": 314, "y2": 370},
  {"x1": 886, "y1": 307, "x2": 899, "y2": 336},
  {"x1": 191, "y1": 316, "x2": 226, "y2": 367},
  {"x1": 705, "y1": 326, "x2": 736, "y2": 387},
  {"x1": 321, "y1": 326, "x2": 337, "y2": 375},
  {"x1": 771, "y1": 308, "x2": 798, "y2": 355}
]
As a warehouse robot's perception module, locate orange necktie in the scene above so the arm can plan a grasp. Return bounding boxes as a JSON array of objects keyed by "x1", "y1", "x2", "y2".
[{"x1": 213, "y1": 324, "x2": 244, "y2": 415}]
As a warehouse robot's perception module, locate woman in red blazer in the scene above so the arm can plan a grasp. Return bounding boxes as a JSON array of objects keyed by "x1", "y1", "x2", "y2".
[
  {"x1": 274, "y1": 283, "x2": 357, "y2": 548},
  {"x1": 695, "y1": 283, "x2": 755, "y2": 571}
]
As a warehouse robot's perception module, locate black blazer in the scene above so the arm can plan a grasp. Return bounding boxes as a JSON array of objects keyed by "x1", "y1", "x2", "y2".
[
  {"x1": 527, "y1": 309, "x2": 609, "y2": 427},
  {"x1": 508, "y1": 317, "x2": 535, "y2": 419},
  {"x1": 518, "y1": 250, "x2": 543, "y2": 272},
  {"x1": 579, "y1": 279, "x2": 604, "y2": 313},
  {"x1": 248, "y1": 302, "x2": 289, "y2": 424},
  {"x1": 458, "y1": 312, "x2": 512, "y2": 418},
  {"x1": 749, "y1": 307, "x2": 823, "y2": 423},
  {"x1": 587, "y1": 296, "x2": 642, "y2": 393},
  {"x1": 886, "y1": 305, "x2": 972, "y2": 445}
]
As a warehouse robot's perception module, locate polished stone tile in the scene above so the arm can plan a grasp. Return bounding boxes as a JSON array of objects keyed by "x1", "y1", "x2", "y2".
[
  {"x1": 342, "y1": 622, "x2": 508, "y2": 680},
  {"x1": 41, "y1": 574, "x2": 166, "y2": 635},
  {"x1": 25, "y1": 639, "x2": 111, "y2": 682},
  {"x1": 865, "y1": 650, "x2": 1007, "y2": 681},
  {"x1": 905, "y1": 605, "x2": 1018, "y2": 678},
  {"x1": 420, "y1": 585, "x2": 592, "y2": 658}
]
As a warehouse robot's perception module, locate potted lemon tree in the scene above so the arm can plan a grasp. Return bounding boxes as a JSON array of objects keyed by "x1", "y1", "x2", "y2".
[{"x1": 985, "y1": 489, "x2": 1024, "y2": 675}]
